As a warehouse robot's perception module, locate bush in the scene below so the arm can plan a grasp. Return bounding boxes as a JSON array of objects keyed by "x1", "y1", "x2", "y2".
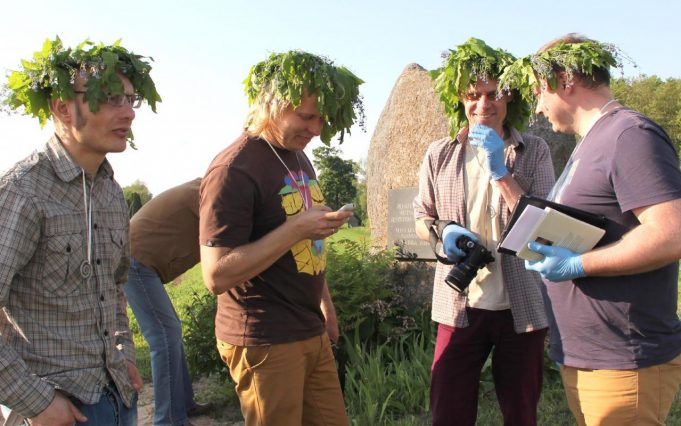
[
  {"x1": 326, "y1": 238, "x2": 429, "y2": 345},
  {"x1": 183, "y1": 290, "x2": 226, "y2": 377}
]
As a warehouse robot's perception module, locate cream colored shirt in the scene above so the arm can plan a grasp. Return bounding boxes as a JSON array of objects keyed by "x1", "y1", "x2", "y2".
[{"x1": 464, "y1": 141, "x2": 510, "y2": 310}]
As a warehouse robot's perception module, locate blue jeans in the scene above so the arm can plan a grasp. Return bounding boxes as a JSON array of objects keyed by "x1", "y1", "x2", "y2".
[
  {"x1": 1, "y1": 385, "x2": 137, "y2": 426},
  {"x1": 74, "y1": 384, "x2": 138, "y2": 425},
  {"x1": 124, "y1": 258, "x2": 194, "y2": 426}
]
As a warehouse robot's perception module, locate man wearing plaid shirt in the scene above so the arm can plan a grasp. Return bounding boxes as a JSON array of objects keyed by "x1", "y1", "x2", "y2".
[
  {"x1": 0, "y1": 38, "x2": 159, "y2": 426},
  {"x1": 413, "y1": 38, "x2": 555, "y2": 426}
]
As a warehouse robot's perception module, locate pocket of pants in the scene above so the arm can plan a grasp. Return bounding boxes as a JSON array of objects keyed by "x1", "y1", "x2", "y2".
[{"x1": 244, "y1": 345, "x2": 270, "y2": 370}]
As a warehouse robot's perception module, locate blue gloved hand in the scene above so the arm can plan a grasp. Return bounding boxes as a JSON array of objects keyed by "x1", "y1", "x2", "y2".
[
  {"x1": 524, "y1": 242, "x2": 586, "y2": 282},
  {"x1": 442, "y1": 224, "x2": 479, "y2": 262},
  {"x1": 468, "y1": 124, "x2": 508, "y2": 180}
]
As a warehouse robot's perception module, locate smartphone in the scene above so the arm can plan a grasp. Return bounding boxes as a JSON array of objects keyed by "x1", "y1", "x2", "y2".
[{"x1": 338, "y1": 203, "x2": 355, "y2": 212}]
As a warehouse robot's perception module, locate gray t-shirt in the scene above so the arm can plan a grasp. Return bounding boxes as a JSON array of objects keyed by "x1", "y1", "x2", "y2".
[{"x1": 546, "y1": 108, "x2": 681, "y2": 369}]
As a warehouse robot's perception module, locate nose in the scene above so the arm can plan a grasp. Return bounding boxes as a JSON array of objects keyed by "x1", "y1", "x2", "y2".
[
  {"x1": 121, "y1": 102, "x2": 136, "y2": 122},
  {"x1": 478, "y1": 94, "x2": 495, "y2": 109},
  {"x1": 310, "y1": 117, "x2": 324, "y2": 136}
]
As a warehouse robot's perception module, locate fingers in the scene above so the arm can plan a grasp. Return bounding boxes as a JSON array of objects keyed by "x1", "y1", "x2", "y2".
[
  {"x1": 69, "y1": 402, "x2": 87, "y2": 423},
  {"x1": 528, "y1": 241, "x2": 553, "y2": 256},
  {"x1": 126, "y1": 360, "x2": 143, "y2": 392}
]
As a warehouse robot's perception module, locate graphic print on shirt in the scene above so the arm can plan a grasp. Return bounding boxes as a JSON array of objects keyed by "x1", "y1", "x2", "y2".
[{"x1": 279, "y1": 170, "x2": 326, "y2": 275}]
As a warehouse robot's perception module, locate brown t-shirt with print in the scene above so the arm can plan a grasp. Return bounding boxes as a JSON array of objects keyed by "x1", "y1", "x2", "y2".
[{"x1": 199, "y1": 132, "x2": 327, "y2": 346}]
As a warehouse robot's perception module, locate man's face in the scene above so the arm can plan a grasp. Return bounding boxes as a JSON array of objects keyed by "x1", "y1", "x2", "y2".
[
  {"x1": 462, "y1": 79, "x2": 509, "y2": 134},
  {"x1": 534, "y1": 80, "x2": 575, "y2": 134},
  {"x1": 69, "y1": 74, "x2": 136, "y2": 156},
  {"x1": 274, "y1": 93, "x2": 324, "y2": 151}
]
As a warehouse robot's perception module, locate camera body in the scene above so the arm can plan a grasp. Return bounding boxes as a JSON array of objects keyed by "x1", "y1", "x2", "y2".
[{"x1": 444, "y1": 236, "x2": 495, "y2": 293}]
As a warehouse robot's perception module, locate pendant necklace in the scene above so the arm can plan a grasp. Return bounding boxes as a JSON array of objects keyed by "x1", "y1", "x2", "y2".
[
  {"x1": 266, "y1": 141, "x2": 310, "y2": 210},
  {"x1": 80, "y1": 171, "x2": 93, "y2": 280}
]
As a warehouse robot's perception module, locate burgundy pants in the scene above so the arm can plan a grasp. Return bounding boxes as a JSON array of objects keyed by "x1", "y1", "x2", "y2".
[{"x1": 431, "y1": 308, "x2": 547, "y2": 426}]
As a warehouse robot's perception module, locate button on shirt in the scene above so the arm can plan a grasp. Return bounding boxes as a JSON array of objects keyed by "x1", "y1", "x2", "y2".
[{"x1": 0, "y1": 136, "x2": 134, "y2": 417}]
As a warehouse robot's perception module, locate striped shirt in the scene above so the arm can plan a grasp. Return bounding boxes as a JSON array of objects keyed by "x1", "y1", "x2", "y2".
[
  {"x1": 414, "y1": 128, "x2": 555, "y2": 333},
  {"x1": 0, "y1": 136, "x2": 134, "y2": 417}
]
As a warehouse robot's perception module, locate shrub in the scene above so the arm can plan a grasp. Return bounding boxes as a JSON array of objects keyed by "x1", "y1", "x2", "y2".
[
  {"x1": 326, "y1": 238, "x2": 429, "y2": 345},
  {"x1": 182, "y1": 290, "x2": 226, "y2": 377}
]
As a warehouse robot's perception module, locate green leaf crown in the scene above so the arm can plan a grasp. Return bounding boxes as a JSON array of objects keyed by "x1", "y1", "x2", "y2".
[
  {"x1": 243, "y1": 50, "x2": 365, "y2": 144},
  {"x1": 3, "y1": 37, "x2": 161, "y2": 128},
  {"x1": 430, "y1": 37, "x2": 531, "y2": 135},
  {"x1": 498, "y1": 39, "x2": 630, "y2": 113}
]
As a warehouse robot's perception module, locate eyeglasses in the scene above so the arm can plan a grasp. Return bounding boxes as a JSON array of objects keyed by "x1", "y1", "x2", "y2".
[
  {"x1": 462, "y1": 90, "x2": 507, "y2": 102},
  {"x1": 73, "y1": 91, "x2": 143, "y2": 108}
]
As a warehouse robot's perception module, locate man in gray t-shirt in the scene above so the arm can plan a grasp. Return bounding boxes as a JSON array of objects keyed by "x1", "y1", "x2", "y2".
[{"x1": 519, "y1": 33, "x2": 681, "y2": 425}]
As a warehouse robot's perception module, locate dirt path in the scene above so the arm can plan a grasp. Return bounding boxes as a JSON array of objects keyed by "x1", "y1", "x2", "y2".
[{"x1": 138, "y1": 379, "x2": 244, "y2": 426}]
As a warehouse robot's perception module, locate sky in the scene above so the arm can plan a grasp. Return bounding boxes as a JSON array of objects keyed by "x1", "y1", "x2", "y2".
[{"x1": 1, "y1": 0, "x2": 679, "y2": 196}]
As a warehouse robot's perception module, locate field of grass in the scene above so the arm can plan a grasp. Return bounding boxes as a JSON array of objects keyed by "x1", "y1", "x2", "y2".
[{"x1": 126, "y1": 227, "x2": 681, "y2": 424}]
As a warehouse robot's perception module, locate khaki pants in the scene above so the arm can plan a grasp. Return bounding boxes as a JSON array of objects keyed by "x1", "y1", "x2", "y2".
[
  {"x1": 561, "y1": 353, "x2": 681, "y2": 426},
  {"x1": 217, "y1": 333, "x2": 348, "y2": 426}
]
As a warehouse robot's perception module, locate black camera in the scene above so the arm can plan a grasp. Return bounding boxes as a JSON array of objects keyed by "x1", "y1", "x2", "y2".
[{"x1": 445, "y1": 236, "x2": 495, "y2": 293}]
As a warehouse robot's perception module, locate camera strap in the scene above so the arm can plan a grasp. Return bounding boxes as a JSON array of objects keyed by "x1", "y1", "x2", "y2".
[{"x1": 424, "y1": 219, "x2": 461, "y2": 265}]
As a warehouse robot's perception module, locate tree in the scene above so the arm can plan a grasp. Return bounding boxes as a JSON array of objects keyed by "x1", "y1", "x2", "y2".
[
  {"x1": 122, "y1": 180, "x2": 153, "y2": 217},
  {"x1": 353, "y1": 159, "x2": 368, "y2": 226},
  {"x1": 611, "y1": 76, "x2": 681, "y2": 154},
  {"x1": 127, "y1": 192, "x2": 142, "y2": 218},
  {"x1": 312, "y1": 146, "x2": 357, "y2": 211}
]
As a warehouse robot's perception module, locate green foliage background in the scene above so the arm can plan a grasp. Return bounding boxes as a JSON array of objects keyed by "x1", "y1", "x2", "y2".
[
  {"x1": 312, "y1": 146, "x2": 358, "y2": 211},
  {"x1": 611, "y1": 76, "x2": 681, "y2": 154},
  {"x1": 122, "y1": 179, "x2": 152, "y2": 217}
]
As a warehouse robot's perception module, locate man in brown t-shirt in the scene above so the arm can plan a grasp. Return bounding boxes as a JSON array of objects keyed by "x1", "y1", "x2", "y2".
[{"x1": 199, "y1": 51, "x2": 364, "y2": 425}]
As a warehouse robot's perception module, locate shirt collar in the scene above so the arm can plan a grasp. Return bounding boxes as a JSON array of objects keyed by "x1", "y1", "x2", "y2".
[{"x1": 45, "y1": 134, "x2": 115, "y2": 182}]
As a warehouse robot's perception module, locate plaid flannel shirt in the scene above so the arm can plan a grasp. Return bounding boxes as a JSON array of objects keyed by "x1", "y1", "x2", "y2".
[
  {"x1": 0, "y1": 136, "x2": 134, "y2": 417},
  {"x1": 414, "y1": 128, "x2": 555, "y2": 333}
]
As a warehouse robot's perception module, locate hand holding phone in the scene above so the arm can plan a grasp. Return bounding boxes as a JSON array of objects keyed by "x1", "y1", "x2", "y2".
[{"x1": 338, "y1": 203, "x2": 355, "y2": 212}]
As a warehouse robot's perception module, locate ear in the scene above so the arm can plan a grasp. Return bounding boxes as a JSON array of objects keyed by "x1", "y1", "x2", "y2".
[
  {"x1": 558, "y1": 72, "x2": 574, "y2": 94},
  {"x1": 50, "y1": 97, "x2": 74, "y2": 125}
]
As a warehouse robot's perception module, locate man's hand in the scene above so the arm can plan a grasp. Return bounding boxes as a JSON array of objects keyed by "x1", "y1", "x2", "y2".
[
  {"x1": 126, "y1": 360, "x2": 143, "y2": 392},
  {"x1": 325, "y1": 313, "x2": 340, "y2": 344},
  {"x1": 468, "y1": 124, "x2": 508, "y2": 180},
  {"x1": 27, "y1": 391, "x2": 86, "y2": 426},
  {"x1": 290, "y1": 205, "x2": 352, "y2": 241},
  {"x1": 524, "y1": 242, "x2": 586, "y2": 282},
  {"x1": 442, "y1": 224, "x2": 478, "y2": 262}
]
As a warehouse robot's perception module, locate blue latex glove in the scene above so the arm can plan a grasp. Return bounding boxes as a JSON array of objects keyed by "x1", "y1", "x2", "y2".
[
  {"x1": 441, "y1": 224, "x2": 478, "y2": 262},
  {"x1": 524, "y1": 242, "x2": 586, "y2": 282},
  {"x1": 468, "y1": 124, "x2": 508, "y2": 180}
]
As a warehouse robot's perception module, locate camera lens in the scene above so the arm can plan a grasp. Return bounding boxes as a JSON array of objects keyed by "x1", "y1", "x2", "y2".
[{"x1": 444, "y1": 236, "x2": 495, "y2": 293}]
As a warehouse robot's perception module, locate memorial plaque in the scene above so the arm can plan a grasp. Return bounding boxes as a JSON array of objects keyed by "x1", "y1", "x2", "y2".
[{"x1": 387, "y1": 187, "x2": 436, "y2": 260}]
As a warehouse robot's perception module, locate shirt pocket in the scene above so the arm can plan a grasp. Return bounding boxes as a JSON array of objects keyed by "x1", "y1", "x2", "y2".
[
  {"x1": 42, "y1": 233, "x2": 84, "y2": 296},
  {"x1": 109, "y1": 228, "x2": 126, "y2": 276}
]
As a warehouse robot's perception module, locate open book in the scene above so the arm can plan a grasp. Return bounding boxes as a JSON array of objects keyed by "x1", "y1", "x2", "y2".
[
  {"x1": 498, "y1": 196, "x2": 607, "y2": 261},
  {"x1": 499, "y1": 205, "x2": 606, "y2": 261}
]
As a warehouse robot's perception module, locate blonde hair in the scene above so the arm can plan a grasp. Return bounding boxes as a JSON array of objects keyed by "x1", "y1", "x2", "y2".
[{"x1": 244, "y1": 84, "x2": 290, "y2": 143}]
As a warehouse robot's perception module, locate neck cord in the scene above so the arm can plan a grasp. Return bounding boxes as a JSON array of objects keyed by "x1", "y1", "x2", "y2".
[
  {"x1": 599, "y1": 98, "x2": 618, "y2": 114},
  {"x1": 265, "y1": 141, "x2": 309, "y2": 210},
  {"x1": 80, "y1": 171, "x2": 93, "y2": 280}
]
